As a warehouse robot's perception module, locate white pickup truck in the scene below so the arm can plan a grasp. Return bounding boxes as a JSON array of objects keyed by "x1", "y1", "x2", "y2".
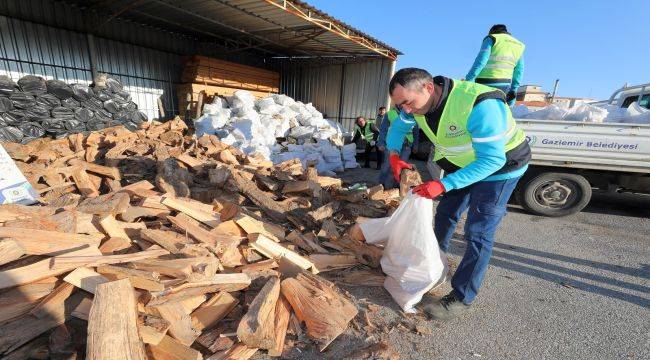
[{"x1": 428, "y1": 83, "x2": 650, "y2": 216}]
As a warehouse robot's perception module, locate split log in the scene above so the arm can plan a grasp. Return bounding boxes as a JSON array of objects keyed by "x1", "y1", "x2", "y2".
[
  {"x1": 234, "y1": 215, "x2": 285, "y2": 242},
  {"x1": 0, "y1": 227, "x2": 103, "y2": 256},
  {"x1": 63, "y1": 267, "x2": 109, "y2": 294},
  {"x1": 307, "y1": 201, "x2": 341, "y2": 223},
  {"x1": 0, "y1": 239, "x2": 25, "y2": 265},
  {"x1": 167, "y1": 213, "x2": 216, "y2": 245},
  {"x1": 268, "y1": 295, "x2": 291, "y2": 357},
  {"x1": 0, "y1": 246, "x2": 102, "y2": 290},
  {"x1": 162, "y1": 196, "x2": 220, "y2": 228},
  {"x1": 87, "y1": 279, "x2": 146, "y2": 360},
  {"x1": 332, "y1": 235, "x2": 382, "y2": 268},
  {"x1": 97, "y1": 265, "x2": 164, "y2": 292},
  {"x1": 227, "y1": 169, "x2": 287, "y2": 222},
  {"x1": 191, "y1": 291, "x2": 238, "y2": 331},
  {"x1": 121, "y1": 206, "x2": 171, "y2": 223},
  {"x1": 138, "y1": 313, "x2": 171, "y2": 345},
  {"x1": 237, "y1": 276, "x2": 280, "y2": 349},
  {"x1": 154, "y1": 301, "x2": 201, "y2": 346},
  {"x1": 71, "y1": 166, "x2": 100, "y2": 197},
  {"x1": 0, "y1": 299, "x2": 67, "y2": 354},
  {"x1": 309, "y1": 254, "x2": 359, "y2": 272},
  {"x1": 77, "y1": 192, "x2": 131, "y2": 215},
  {"x1": 29, "y1": 282, "x2": 75, "y2": 319},
  {"x1": 147, "y1": 334, "x2": 202, "y2": 360},
  {"x1": 141, "y1": 229, "x2": 193, "y2": 254},
  {"x1": 0, "y1": 277, "x2": 57, "y2": 323},
  {"x1": 146, "y1": 273, "x2": 251, "y2": 306},
  {"x1": 50, "y1": 247, "x2": 169, "y2": 271},
  {"x1": 399, "y1": 168, "x2": 422, "y2": 198},
  {"x1": 281, "y1": 272, "x2": 358, "y2": 351},
  {"x1": 156, "y1": 158, "x2": 191, "y2": 197},
  {"x1": 208, "y1": 344, "x2": 257, "y2": 360},
  {"x1": 248, "y1": 234, "x2": 316, "y2": 273}
]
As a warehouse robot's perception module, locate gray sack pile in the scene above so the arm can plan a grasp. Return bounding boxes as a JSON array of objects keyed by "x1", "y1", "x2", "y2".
[{"x1": 0, "y1": 74, "x2": 147, "y2": 143}]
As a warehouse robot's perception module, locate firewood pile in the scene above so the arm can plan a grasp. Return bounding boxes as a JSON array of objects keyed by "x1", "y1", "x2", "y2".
[{"x1": 0, "y1": 117, "x2": 404, "y2": 359}]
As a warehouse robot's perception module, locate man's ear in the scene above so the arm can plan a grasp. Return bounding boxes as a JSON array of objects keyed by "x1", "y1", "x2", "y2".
[{"x1": 424, "y1": 81, "x2": 435, "y2": 95}]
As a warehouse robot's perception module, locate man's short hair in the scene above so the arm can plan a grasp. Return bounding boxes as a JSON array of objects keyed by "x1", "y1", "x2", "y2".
[
  {"x1": 378, "y1": 106, "x2": 386, "y2": 111},
  {"x1": 356, "y1": 116, "x2": 365, "y2": 122},
  {"x1": 389, "y1": 68, "x2": 433, "y2": 95},
  {"x1": 489, "y1": 24, "x2": 508, "y2": 34}
]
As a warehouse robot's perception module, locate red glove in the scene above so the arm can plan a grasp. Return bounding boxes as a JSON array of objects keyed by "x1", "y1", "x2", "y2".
[
  {"x1": 412, "y1": 180, "x2": 446, "y2": 199},
  {"x1": 389, "y1": 153, "x2": 413, "y2": 181}
]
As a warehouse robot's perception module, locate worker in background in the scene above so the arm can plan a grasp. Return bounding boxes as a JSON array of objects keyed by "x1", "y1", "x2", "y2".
[
  {"x1": 386, "y1": 68, "x2": 531, "y2": 320},
  {"x1": 376, "y1": 106, "x2": 387, "y2": 125},
  {"x1": 465, "y1": 24, "x2": 525, "y2": 106},
  {"x1": 377, "y1": 108, "x2": 419, "y2": 189},
  {"x1": 352, "y1": 116, "x2": 381, "y2": 169}
]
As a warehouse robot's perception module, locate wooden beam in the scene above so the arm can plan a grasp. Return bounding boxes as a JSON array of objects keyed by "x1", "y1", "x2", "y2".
[{"x1": 87, "y1": 279, "x2": 146, "y2": 360}]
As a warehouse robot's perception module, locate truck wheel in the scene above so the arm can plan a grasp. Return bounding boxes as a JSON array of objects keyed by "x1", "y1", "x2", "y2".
[{"x1": 517, "y1": 172, "x2": 592, "y2": 217}]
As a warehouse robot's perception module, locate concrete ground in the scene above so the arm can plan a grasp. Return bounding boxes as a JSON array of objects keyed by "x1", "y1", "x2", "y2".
[{"x1": 262, "y1": 160, "x2": 650, "y2": 359}]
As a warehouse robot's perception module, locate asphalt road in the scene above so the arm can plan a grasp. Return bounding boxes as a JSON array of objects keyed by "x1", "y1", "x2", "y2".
[{"x1": 261, "y1": 162, "x2": 650, "y2": 359}]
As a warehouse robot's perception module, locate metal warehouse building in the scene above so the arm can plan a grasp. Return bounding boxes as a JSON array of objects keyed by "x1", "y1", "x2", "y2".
[{"x1": 0, "y1": 0, "x2": 400, "y2": 131}]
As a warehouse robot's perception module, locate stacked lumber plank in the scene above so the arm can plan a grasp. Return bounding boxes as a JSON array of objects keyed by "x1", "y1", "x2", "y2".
[
  {"x1": 178, "y1": 55, "x2": 279, "y2": 119},
  {"x1": 0, "y1": 118, "x2": 401, "y2": 359},
  {"x1": 181, "y1": 56, "x2": 279, "y2": 93}
]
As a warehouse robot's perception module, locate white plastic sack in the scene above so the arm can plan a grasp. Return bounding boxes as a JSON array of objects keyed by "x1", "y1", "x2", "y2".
[{"x1": 360, "y1": 192, "x2": 448, "y2": 313}]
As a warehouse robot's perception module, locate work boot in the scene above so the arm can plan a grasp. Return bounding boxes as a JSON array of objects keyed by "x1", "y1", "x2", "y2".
[{"x1": 420, "y1": 292, "x2": 471, "y2": 321}]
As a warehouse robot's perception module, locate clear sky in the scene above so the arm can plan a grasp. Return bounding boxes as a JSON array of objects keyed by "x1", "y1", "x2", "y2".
[{"x1": 307, "y1": 0, "x2": 648, "y2": 100}]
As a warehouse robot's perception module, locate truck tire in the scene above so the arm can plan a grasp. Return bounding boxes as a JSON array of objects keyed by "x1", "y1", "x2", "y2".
[{"x1": 517, "y1": 172, "x2": 592, "y2": 217}]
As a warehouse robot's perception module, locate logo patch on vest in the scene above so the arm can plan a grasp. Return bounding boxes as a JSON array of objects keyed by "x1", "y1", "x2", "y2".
[{"x1": 445, "y1": 124, "x2": 466, "y2": 138}]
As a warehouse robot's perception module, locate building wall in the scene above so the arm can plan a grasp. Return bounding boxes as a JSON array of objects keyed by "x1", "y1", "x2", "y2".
[
  {"x1": 0, "y1": 0, "x2": 192, "y2": 119},
  {"x1": 279, "y1": 58, "x2": 393, "y2": 132}
]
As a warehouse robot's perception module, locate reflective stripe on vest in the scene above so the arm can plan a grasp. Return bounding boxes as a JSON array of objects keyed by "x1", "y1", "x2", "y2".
[
  {"x1": 386, "y1": 109, "x2": 414, "y2": 144},
  {"x1": 355, "y1": 119, "x2": 375, "y2": 142},
  {"x1": 413, "y1": 80, "x2": 527, "y2": 168},
  {"x1": 477, "y1": 33, "x2": 525, "y2": 81}
]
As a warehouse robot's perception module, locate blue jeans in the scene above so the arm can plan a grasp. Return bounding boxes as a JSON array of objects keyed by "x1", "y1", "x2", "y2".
[
  {"x1": 434, "y1": 176, "x2": 521, "y2": 304},
  {"x1": 378, "y1": 144, "x2": 412, "y2": 189}
]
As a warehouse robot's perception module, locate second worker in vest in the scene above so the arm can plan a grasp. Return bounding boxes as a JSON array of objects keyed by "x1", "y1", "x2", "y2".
[
  {"x1": 465, "y1": 24, "x2": 525, "y2": 106},
  {"x1": 351, "y1": 116, "x2": 381, "y2": 169},
  {"x1": 386, "y1": 68, "x2": 531, "y2": 321}
]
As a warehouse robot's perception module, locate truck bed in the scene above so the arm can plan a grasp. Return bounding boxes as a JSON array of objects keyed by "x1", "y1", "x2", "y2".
[{"x1": 517, "y1": 119, "x2": 650, "y2": 173}]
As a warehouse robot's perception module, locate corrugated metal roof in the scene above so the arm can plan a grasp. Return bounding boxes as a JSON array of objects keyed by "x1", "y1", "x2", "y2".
[{"x1": 62, "y1": 0, "x2": 400, "y2": 60}]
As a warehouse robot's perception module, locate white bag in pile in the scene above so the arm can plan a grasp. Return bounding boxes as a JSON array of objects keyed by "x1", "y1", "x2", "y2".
[{"x1": 360, "y1": 191, "x2": 448, "y2": 313}]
